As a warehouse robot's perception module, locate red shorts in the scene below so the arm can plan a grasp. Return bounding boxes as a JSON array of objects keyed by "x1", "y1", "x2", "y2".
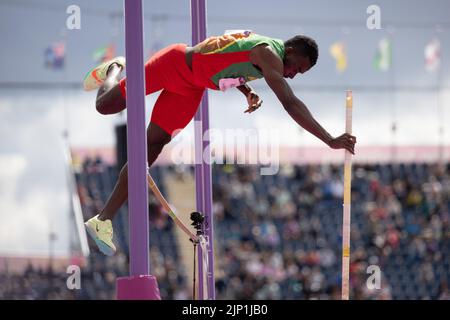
[{"x1": 119, "y1": 44, "x2": 205, "y2": 135}]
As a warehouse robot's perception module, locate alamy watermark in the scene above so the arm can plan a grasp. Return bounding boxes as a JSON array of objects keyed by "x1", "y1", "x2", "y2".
[
  {"x1": 66, "y1": 265, "x2": 81, "y2": 290},
  {"x1": 366, "y1": 265, "x2": 381, "y2": 290},
  {"x1": 171, "y1": 122, "x2": 280, "y2": 175},
  {"x1": 66, "y1": 5, "x2": 81, "y2": 30},
  {"x1": 366, "y1": 5, "x2": 381, "y2": 30}
]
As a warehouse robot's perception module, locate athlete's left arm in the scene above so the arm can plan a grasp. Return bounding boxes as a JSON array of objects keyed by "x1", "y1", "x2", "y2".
[
  {"x1": 236, "y1": 84, "x2": 263, "y2": 113},
  {"x1": 249, "y1": 44, "x2": 356, "y2": 154}
]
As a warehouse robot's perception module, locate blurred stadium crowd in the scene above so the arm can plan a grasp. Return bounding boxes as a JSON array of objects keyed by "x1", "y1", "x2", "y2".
[
  {"x1": 212, "y1": 163, "x2": 450, "y2": 299},
  {"x1": 1, "y1": 158, "x2": 449, "y2": 300}
]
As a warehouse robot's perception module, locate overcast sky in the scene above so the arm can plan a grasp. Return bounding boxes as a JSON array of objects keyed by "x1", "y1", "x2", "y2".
[{"x1": 1, "y1": 0, "x2": 449, "y2": 256}]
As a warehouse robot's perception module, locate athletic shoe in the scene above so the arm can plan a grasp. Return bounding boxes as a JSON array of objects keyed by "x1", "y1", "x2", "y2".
[
  {"x1": 85, "y1": 214, "x2": 116, "y2": 256},
  {"x1": 82, "y1": 56, "x2": 126, "y2": 91}
]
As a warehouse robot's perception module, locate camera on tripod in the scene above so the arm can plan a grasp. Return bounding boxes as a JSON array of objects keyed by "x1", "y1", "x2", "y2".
[{"x1": 190, "y1": 211, "x2": 204, "y2": 234}]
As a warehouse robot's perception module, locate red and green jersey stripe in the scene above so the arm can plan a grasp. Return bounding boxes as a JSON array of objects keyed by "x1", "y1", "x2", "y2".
[{"x1": 192, "y1": 31, "x2": 285, "y2": 89}]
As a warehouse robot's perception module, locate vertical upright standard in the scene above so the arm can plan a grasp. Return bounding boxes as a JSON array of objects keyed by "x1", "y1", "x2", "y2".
[
  {"x1": 341, "y1": 90, "x2": 353, "y2": 300},
  {"x1": 116, "y1": 0, "x2": 160, "y2": 300},
  {"x1": 190, "y1": 0, "x2": 215, "y2": 300}
]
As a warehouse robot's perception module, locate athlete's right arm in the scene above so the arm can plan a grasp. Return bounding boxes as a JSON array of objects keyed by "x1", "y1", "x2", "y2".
[{"x1": 250, "y1": 45, "x2": 338, "y2": 148}]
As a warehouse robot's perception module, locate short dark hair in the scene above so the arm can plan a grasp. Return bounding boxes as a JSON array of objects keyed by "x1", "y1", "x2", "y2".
[{"x1": 284, "y1": 35, "x2": 319, "y2": 66}]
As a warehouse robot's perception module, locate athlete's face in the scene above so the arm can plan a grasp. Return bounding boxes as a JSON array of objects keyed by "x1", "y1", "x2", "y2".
[{"x1": 283, "y1": 47, "x2": 312, "y2": 79}]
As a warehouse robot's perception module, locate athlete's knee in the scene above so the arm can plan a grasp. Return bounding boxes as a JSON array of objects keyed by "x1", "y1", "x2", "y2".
[
  {"x1": 96, "y1": 98, "x2": 110, "y2": 115},
  {"x1": 148, "y1": 123, "x2": 171, "y2": 144},
  {"x1": 146, "y1": 123, "x2": 171, "y2": 162},
  {"x1": 96, "y1": 85, "x2": 126, "y2": 115},
  {"x1": 147, "y1": 136, "x2": 171, "y2": 160},
  {"x1": 147, "y1": 140, "x2": 169, "y2": 158}
]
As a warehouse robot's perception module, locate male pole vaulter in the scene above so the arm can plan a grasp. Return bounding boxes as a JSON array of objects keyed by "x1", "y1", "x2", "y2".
[{"x1": 83, "y1": 31, "x2": 357, "y2": 255}]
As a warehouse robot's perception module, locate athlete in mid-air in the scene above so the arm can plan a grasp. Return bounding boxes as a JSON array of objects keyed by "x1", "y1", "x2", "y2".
[{"x1": 83, "y1": 31, "x2": 357, "y2": 256}]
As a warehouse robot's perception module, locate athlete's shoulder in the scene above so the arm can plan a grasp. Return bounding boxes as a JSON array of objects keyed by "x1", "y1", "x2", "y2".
[
  {"x1": 248, "y1": 34, "x2": 284, "y2": 56},
  {"x1": 250, "y1": 46, "x2": 283, "y2": 74},
  {"x1": 250, "y1": 43, "x2": 280, "y2": 61}
]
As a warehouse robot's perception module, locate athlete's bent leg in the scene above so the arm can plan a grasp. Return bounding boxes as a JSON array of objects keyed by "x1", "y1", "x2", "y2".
[
  {"x1": 98, "y1": 122, "x2": 171, "y2": 221},
  {"x1": 96, "y1": 64, "x2": 127, "y2": 115}
]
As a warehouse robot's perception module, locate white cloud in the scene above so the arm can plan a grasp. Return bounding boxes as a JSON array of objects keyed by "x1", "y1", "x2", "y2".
[
  {"x1": 0, "y1": 95, "x2": 72, "y2": 256},
  {"x1": 0, "y1": 154, "x2": 67, "y2": 256}
]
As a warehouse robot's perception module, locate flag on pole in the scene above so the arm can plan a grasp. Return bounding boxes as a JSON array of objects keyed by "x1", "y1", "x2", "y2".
[
  {"x1": 92, "y1": 43, "x2": 116, "y2": 64},
  {"x1": 44, "y1": 42, "x2": 65, "y2": 70},
  {"x1": 424, "y1": 38, "x2": 441, "y2": 72},
  {"x1": 330, "y1": 42, "x2": 347, "y2": 72},
  {"x1": 374, "y1": 38, "x2": 391, "y2": 72}
]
